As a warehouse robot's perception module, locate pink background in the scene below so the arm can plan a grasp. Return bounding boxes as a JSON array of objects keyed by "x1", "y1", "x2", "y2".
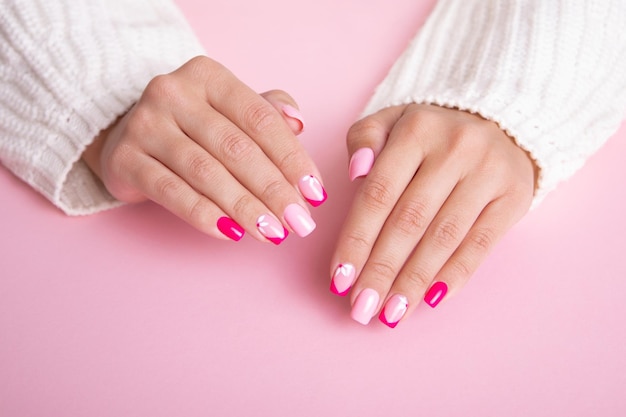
[{"x1": 1, "y1": 0, "x2": 625, "y2": 415}]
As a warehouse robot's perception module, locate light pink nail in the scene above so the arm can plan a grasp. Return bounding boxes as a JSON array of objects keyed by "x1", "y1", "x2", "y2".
[
  {"x1": 349, "y1": 148, "x2": 375, "y2": 181},
  {"x1": 351, "y1": 288, "x2": 380, "y2": 325},
  {"x1": 379, "y1": 294, "x2": 409, "y2": 328},
  {"x1": 330, "y1": 263, "x2": 356, "y2": 296},
  {"x1": 283, "y1": 204, "x2": 316, "y2": 237},
  {"x1": 298, "y1": 175, "x2": 327, "y2": 207},
  {"x1": 256, "y1": 214, "x2": 288, "y2": 245},
  {"x1": 281, "y1": 104, "x2": 305, "y2": 132},
  {"x1": 424, "y1": 281, "x2": 448, "y2": 308}
]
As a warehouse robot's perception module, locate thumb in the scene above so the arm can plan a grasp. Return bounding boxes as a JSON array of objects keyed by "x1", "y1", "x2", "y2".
[{"x1": 260, "y1": 89, "x2": 305, "y2": 135}]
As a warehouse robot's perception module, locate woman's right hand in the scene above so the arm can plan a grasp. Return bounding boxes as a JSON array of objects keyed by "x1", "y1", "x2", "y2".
[{"x1": 83, "y1": 56, "x2": 326, "y2": 244}]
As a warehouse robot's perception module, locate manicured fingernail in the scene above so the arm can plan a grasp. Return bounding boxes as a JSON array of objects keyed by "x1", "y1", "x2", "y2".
[
  {"x1": 330, "y1": 263, "x2": 356, "y2": 296},
  {"x1": 349, "y1": 148, "x2": 375, "y2": 181},
  {"x1": 217, "y1": 217, "x2": 245, "y2": 241},
  {"x1": 281, "y1": 104, "x2": 305, "y2": 132},
  {"x1": 283, "y1": 203, "x2": 316, "y2": 237},
  {"x1": 298, "y1": 175, "x2": 327, "y2": 207},
  {"x1": 424, "y1": 281, "x2": 448, "y2": 308},
  {"x1": 379, "y1": 294, "x2": 409, "y2": 328},
  {"x1": 256, "y1": 214, "x2": 289, "y2": 245},
  {"x1": 351, "y1": 288, "x2": 380, "y2": 325}
]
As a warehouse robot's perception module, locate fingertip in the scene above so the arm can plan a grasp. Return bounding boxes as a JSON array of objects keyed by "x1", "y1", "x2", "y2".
[
  {"x1": 349, "y1": 148, "x2": 375, "y2": 181},
  {"x1": 281, "y1": 104, "x2": 305, "y2": 133},
  {"x1": 260, "y1": 90, "x2": 305, "y2": 135},
  {"x1": 424, "y1": 281, "x2": 448, "y2": 308},
  {"x1": 216, "y1": 216, "x2": 245, "y2": 242}
]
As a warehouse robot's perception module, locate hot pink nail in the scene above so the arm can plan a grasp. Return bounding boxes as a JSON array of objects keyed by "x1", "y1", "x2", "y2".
[
  {"x1": 281, "y1": 104, "x2": 305, "y2": 132},
  {"x1": 217, "y1": 217, "x2": 245, "y2": 241},
  {"x1": 424, "y1": 281, "x2": 448, "y2": 308},
  {"x1": 349, "y1": 148, "x2": 375, "y2": 181},
  {"x1": 351, "y1": 288, "x2": 380, "y2": 325},
  {"x1": 298, "y1": 175, "x2": 327, "y2": 207},
  {"x1": 283, "y1": 203, "x2": 316, "y2": 237},
  {"x1": 256, "y1": 214, "x2": 288, "y2": 245},
  {"x1": 330, "y1": 263, "x2": 356, "y2": 296},
  {"x1": 379, "y1": 294, "x2": 409, "y2": 328}
]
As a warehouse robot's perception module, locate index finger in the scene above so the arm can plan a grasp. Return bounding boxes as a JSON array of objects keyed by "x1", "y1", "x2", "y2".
[{"x1": 181, "y1": 57, "x2": 325, "y2": 201}]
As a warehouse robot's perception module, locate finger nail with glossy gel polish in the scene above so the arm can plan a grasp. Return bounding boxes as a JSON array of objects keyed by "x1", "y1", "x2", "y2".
[
  {"x1": 257, "y1": 214, "x2": 289, "y2": 245},
  {"x1": 424, "y1": 281, "x2": 448, "y2": 308},
  {"x1": 281, "y1": 104, "x2": 305, "y2": 132},
  {"x1": 379, "y1": 294, "x2": 409, "y2": 329},
  {"x1": 299, "y1": 175, "x2": 327, "y2": 207},
  {"x1": 349, "y1": 148, "x2": 375, "y2": 181},
  {"x1": 217, "y1": 217, "x2": 245, "y2": 242},
  {"x1": 330, "y1": 263, "x2": 356, "y2": 296},
  {"x1": 351, "y1": 288, "x2": 380, "y2": 325},
  {"x1": 284, "y1": 204, "x2": 316, "y2": 237}
]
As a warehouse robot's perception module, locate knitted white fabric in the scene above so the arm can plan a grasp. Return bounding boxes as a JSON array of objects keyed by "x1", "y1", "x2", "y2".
[
  {"x1": 363, "y1": 0, "x2": 626, "y2": 205},
  {"x1": 2, "y1": 1, "x2": 626, "y2": 215},
  {"x1": 0, "y1": 0, "x2": 204, "y2": 215}
]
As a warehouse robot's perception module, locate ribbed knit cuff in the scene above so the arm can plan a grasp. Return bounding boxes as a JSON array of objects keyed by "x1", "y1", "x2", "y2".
[
  {"x1": 0, "y1": 0, "x2": 205, "y2": 215},
  {"x1": 363, "y1": 0, "x2": 626, "y2": 206}
]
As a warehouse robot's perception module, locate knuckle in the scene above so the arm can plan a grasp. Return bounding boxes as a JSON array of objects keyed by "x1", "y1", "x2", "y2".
[
  {"x1": 343, "y1": 229, "x2": 372, "y2": 252},
  {"x1": 108, "y1": 142, "x2": 135, "y2": 176},
  {"x1": 468, "y1": 227, "x2": 496, "y2": 253},
  {"x1": 153, "y1": 174, "x2": 182, "y2": 201},
  {"x1": 219, "y1": 130, "x2": 254, "y2": 164},
  {"x1": 185, "y1": 55, "x2": 222, "y2": 78},
  {"x1": 144, "y1": 74, "x2": 178, "y2": 100},
  {"x1": 187, "y1": 154, "x2": 217, "y2": 184},
  {"x1": 244, "y1": 101, "x2": 277, "y2": 134},
  {"x1": 359, "y1": 176, "x2": 395, "y2": 211},
  {"x1": 432, "y1": 216, "x2": 463, "y2": 249},
  {"x1": 275, "y1": 146, "x2": 302, "y2": 172},
  {"x1": 369, "y1": 259, "x2": 398, "y2": 281},
  {"x1": 231, "y1": 193, "x2": 255, "y2": 218},
  {"x1": 447, "y1": 123, "x2": 473, "y2": 148},
  {"x1": 260, "y1": 179, "x2": 286, "y2": 202},
  {"x1": 125, "y1": 105, "x2": 153, "y2": 135},
  {"x1": 505, "y1": 182, "x2": 534, "y2": 209},
  {"x1": 347, "y1": 118, "x2": 385, "y2": 143},
  {"x1": 447, "y1": 257, "x2": 474, "y2": 280},
  {"x1": 391, "y1": 200, "x2": 430, "y2": 236},
  {"x1": 187, "y1": 55, "x2": 212, "y2": 69},
  {"x1": 403, "y1": 266, "x2": 432, "y2": 290}
]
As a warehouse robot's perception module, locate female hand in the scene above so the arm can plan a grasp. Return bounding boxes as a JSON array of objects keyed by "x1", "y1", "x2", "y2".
[
  {"x1": 83, "y1": 56, "x2": 326, "y2": 244},
  {"x1": 330, "y1": 104, "x2": 536, "y2": 327}
]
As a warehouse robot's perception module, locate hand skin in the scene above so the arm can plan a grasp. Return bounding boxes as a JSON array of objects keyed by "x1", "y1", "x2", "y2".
[
  {"x1": 331, "y1": 103, "x2": 538, "y2": 327},
  {"x1": 83, "y1": 56, "x2": 324, "y2": 243}
]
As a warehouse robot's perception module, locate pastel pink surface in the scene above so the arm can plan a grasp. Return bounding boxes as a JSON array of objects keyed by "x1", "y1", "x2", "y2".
[{"x1": 1, "y1": 1, "x2": 626, "y2": 416}]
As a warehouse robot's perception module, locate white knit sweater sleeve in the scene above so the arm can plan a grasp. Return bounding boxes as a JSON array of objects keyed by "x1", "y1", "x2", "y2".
[
  {"x1": 0, "y1": 0, "x2": 204, "y2": 215},
  {"x1": 363, "y1": 0, "x2": 626, "y2": 205}
]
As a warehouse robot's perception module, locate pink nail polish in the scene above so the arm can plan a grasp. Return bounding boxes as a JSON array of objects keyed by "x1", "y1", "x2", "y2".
[
  {"x1": 349, "y1": 148, "x2": 375, "y2": 181},
  {"x1": 298, "y1": 175, "x2": 327, "y2": 207},
  {"x1": 217, "y1": 217, "x2": 245, "y2": 241},
  {"x1": 379, "y1": 294, "x2": 409, "y2": 328},
  {"x1": 330, "y1": 263, "x2": 356, "y2": 296},
  {"x1": 283, "y1": 203, "x2": 316, "y2": 237},
  {"x1": 424, "y1": 281, "x2": 448, "y2": 308},
  {"x1": 256, "y1": 214, "x2": 289, "y2": 245},
  {"x1": 281, "y1": 104, "x2": 305, "y2": 132},
  {"x1": 351, "y1": 288, "x2": 380, "y2": 325}
]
